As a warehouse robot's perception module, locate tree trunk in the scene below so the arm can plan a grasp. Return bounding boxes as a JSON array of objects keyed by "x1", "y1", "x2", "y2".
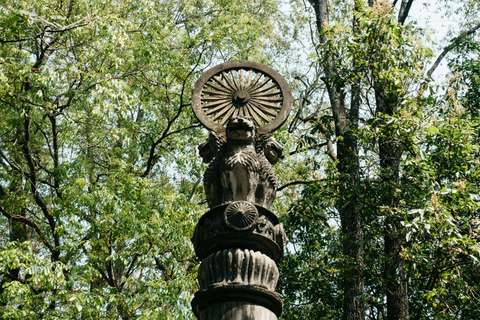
[
  {"x1": 308, "y1": 1, "x2": 365, "y2": 319},
  {"x1": 337, "y1": 130, "x2": 364, "y2": 320},
  {"x1": 371, "y1": 1, "x2": 413, "y2": 316},
  {"x1": 376, "y1": 80, "x2": 409, "y2": 320},
  {"x1": 384, "y1": 220, "x2": 409, "y2": 320}
]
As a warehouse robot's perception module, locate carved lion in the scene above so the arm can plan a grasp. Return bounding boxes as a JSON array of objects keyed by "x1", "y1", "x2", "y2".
[
  {"x1": 255, "y1": 133, "x2": 283, "y2": 208},
  {"x1": 199, "y1": 116, "x2": 283, "y2": 209}
]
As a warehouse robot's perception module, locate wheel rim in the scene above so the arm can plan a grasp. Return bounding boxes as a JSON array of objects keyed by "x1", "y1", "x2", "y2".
[{"x1": 192, "y1": 61, "x2": 292, "y2": 134}]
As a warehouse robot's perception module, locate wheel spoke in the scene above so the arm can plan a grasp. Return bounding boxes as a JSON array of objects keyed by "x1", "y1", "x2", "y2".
[
  {"x1": 243, "y1": 105, "x2": 252, "y2": 119},
  {"x1": 205, "y1": 101, "x2": 232, "y2": 115},
  {"x1": 242, "y1": 106, "x2": 249, "y2": 117},
  {"x1": 251, "y1": 96, "x2": 283, "y2": 103},
  {"x1": 202, "y1": 98, "x2": 231, "y2": 108},
  {"x1": 246, "y1": 104, "x2": 262, "y2": 126},
  {"x1": 212, "y1": 105, "x2": 234, "y2": 121},
  {"x1": 202, "y1": 89, "x2": 231, "y2": 97},
  {"x1": 248, "y1": 77, "x2": 270, "y2": 93},
  {"x1": 220, "y1": 107, "x2": 236, "y2": 126},
  {"x1": 232, "y1": 107, "x2": 240, "y2": 118},
  {"x1": 213, "y1": 76, "x2": 235, "y2": 93},
  {"x1": 250, "y1": 101, "x2": 277, "y2": 117},
  {"x1": 249, "y1": 82, "x2": 278, "y2": 95},
  {"x1": 230, "y1": 70, "x2": 241, "y2": 91},
  {"x1": 222, "y1": 72, "x2": 238, "y2": 92},
  {"x1": 248, "y1": 102, "x2": 271, "y2": 122},
  {"x1": 254, "y1": 100, "x2": 283, "y2": 110},
  {"x1": 239, "y1": 69, "x2": 244, "y2": 90},
  {"x1": 245, "y1": 70, "x2": 253, "y2": 87},
  {"x1": 201, "y1": 96, "x2": 230, "y2": 102},
  {"x1": 246, "y1": 72, "x2": 263, "y2": 91},
  {"x1": 251, "y1": 90, "x2": 282, "y2": 97},
  {"x1": 206, "y1": 81, "x2": 232, "y2": 94}
]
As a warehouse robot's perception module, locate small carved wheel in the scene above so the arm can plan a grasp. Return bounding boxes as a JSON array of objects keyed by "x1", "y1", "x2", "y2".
[
  {"x1": 192, "y1": 61, "x2": 292, "y2": 134},
  {"x1": 224, "y1": 201, "x2": 259, "y2": 231}
]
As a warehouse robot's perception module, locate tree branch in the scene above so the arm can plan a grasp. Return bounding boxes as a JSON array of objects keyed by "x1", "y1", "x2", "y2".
[
  {"x1": 142, "y1": 48, "x2": 206, "y2": 178},
  {"x1": 0, "y1": 202, "x2": 54, "y2": 251},
  {"x1": 427, "y1": 22, "x2": 480, "y2": 78},
  {"x1": 397, "y1": 0, "x2": 414, "y2": 25},
  {"x1": 0, "y1": 38, "x2": 30, "y2": 44},
  {"x1": 318, "y1": 123, "x2": 337, "y2": 161},
  {"x1": 278, "y1": 180, "x2": 320, "y2": 192},
  {"x1": 22, "y1": 114, "x2": 61, "y2": 260},
  {"x1": 289, "y1": 142, "x2": 329, "y2": 156}
]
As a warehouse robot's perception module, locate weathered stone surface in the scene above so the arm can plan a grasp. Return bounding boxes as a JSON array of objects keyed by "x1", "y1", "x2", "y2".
[
  {"x1": 198, "y1": 249, "x2": 279, "y2": 291},
  {"x1": 191, "y1": 60, "x2": 293, "y2": 135},
  {"x1": 191, "y1": 203, "x2": 287, "y2": 262},
  {"x1": 224, "y1": 201, "x2": 259, "y2": 231},
  {"x1": 200, "y1": 117, "x2": 283, "y2": 209},
  {"x1": 221, "y1": 117, "x2": 260, "y2": 205},
  {"x1": 191, "y1": 61, "x2": 291, "y2": 320},
  {"x1": 255, "y1": 133, "x2": 283, "y2": 208},
  {"x1": 198, "y1": 302, "x2": 278, "y2": 320},
  {"x1": 192, "y1": 285, "x2": 282, "y2": 319},
  {"x1": 199, "y1": 132, "x2": 226, "y2": 208}
]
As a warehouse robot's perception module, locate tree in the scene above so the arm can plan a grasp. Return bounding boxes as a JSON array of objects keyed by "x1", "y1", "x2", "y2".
[
  {"x1": 0, "y1": 0, "x2": 284, "y2": 318},
  {"x1": 279, "y1": 0, "x2": 480, "y2": 319}
]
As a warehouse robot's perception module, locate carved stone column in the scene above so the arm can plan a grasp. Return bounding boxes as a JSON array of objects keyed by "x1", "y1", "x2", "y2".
[{"x1": 190, "y1": 61, "x2": 292, "y2": 319}]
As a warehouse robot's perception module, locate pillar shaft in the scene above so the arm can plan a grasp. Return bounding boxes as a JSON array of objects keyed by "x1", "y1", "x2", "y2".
[
  {"x1": 192, "y1": 203, "x2": 286, "y2": 319},
  {"x1": 190, "y1": 61, "x2": 292, "y2": 319}
]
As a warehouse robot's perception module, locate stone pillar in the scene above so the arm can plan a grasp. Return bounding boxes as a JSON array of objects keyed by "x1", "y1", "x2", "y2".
[
  {"x1": 191, "y1": 203, "x2": 286, "y2": 319},
  {"x1": 190, "y1": 61, "x2": 292, "y2": 319}
]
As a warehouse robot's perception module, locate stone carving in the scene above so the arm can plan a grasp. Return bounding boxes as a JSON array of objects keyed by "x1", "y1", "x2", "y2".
[
  {"x1": 199, "y1": 117, "x2": 283, "y2": 209},
  {"x1": 192, "y1": 285, "x2": 283, "y2": 319},
  {"x1": 190, "y1": 61, "x2": 292, "y2": 320},
  {"x1": 224, "y1": 201, "x2": 258, "y2": 231},
  {"x1": 274, "y1": 223, "x2": 288, "y2": 250},
  {"x1": 198, "y1": 249, "x2": 279, "y2": 291},
  {"x1": 255, "y1": 215, "x2": 275, "y2": 240},
  {"x1": 191, "y1": 203, "x2": 286, "y2": 262},
  {"x1": 191, "y1": 60, "x2": 292, "y2": 134},
  {"x1": 199, "y1": 131, "x2": 226, "y2": 208},
  {"x1": 255, "y1": 133, "x2": 283, "y2": 208},
  {"x1": 221, "y1": 117, "x2": 260, "y2": 204}
]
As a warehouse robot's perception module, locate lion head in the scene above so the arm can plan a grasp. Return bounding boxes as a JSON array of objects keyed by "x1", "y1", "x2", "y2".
[{"x1": 226, "y1": 116, "x2": 257, "y2": 144}]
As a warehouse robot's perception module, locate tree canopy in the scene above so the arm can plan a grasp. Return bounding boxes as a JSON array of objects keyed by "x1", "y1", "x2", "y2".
[
  {"x1": 1, "y1": 0, "x2": 480, "y2": 319},
  {"x1": 279, "y1": 1, "x2": 480, "y2": 319},
  {"x1": 0, "y1": 0, "x2": 284, "y2": 318}
]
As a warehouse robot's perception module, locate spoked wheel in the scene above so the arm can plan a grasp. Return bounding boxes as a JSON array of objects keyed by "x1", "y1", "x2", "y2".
[{"x1": 192, "y1": 61, "x2": 292, "y2": 134}]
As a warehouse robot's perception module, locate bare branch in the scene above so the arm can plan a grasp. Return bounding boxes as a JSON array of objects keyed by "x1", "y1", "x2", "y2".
[
  {"x1": 278, "y1": 180, "x2": 320, "y2": 192},
  {"x1": 289, "y1": 142, "x2": 328, "y2": 156},
  {"x1": 142, "y1": 47, "x2": 207, "y2": 178},
  {"x1": 318, "y1": 123, "x2": 337, "y2": 161},
  {"x1": 427, "y1": 22, "x2": 480, "y2": 78},
  {"x1": 0, "y1": 38, "x2": 30, "y2": 44},
  {"x1": 397, "y1": 0, "x2": 414, "y2": 24}
]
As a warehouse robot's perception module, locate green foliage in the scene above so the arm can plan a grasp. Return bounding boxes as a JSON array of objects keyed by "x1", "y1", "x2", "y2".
[
  {"x1": 0, "y1": 0, "x2": 283, "y2": 318},
  {"x1": 461, "y1": 58, "x2": 480, "y2": 116},
  {"x1": 279, "y1": 178, "x2": 343, "y2": 320},
  {"x1": 279, "y1": 1, "x2": 480, "y2": 319},
  {"x1": 317, "y1": 3, "x2": 432, "y2": 100},
  {"x1": 2, "y1": 0, "x2": 479, "y2": 319}
]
